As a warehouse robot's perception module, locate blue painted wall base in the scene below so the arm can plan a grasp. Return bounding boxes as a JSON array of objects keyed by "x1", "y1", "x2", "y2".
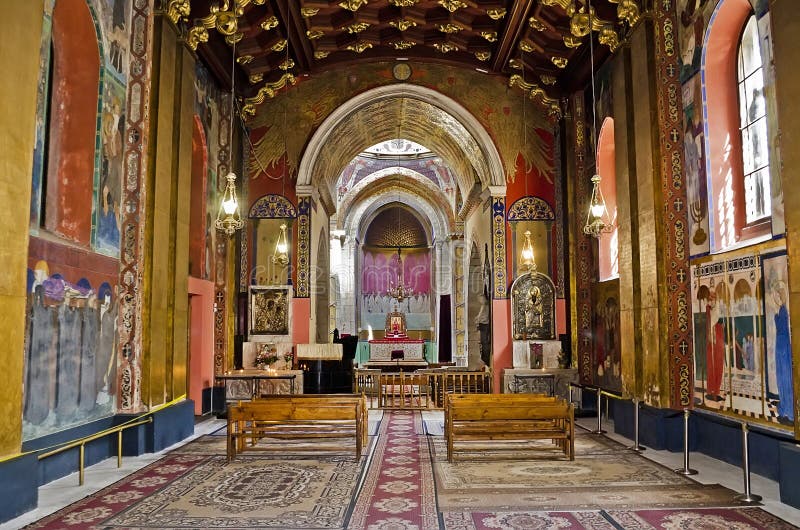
[{"x1": 2, "y1": 399, "x2": 195, "y2": 525}]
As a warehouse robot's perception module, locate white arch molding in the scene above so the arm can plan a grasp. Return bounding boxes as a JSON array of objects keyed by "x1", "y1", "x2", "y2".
[{"x1": 297, "y1": 83, "x2": 506, "y2": 205}]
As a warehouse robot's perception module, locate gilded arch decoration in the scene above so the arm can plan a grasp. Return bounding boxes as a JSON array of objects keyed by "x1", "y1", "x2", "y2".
[
  {"x1": 507, "y1": 196, "x2": 555, "y2": 221},
  {"x1": 249, "y1": 194, "x2": 297, "y2": 219}
]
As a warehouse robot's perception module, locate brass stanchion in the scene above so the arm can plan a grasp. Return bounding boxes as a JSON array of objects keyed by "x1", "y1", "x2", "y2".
[
  {"x1": 674, "y1": 408, "x2": 698, "y2": 475},
  {"x1": 591, "y1": 388, "x2": 606, "y2": 434},
  {"x1": 734, "y1": 422, "x2": 762, "y2": 503},
  {"x1": 628, "y1": 398, "x2": 646, "y2": 452}
]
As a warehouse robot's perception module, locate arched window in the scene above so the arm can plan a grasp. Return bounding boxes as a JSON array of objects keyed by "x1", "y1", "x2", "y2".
[
  {"x1": 703, "y1": 0, "x2": 773, "y2": 251},
  {"x1": 737, "y1": 14, "x2": 770, "y2": 225},
  {"x1": 597, "y1": 117, "x2": 618, "y2": 281}
]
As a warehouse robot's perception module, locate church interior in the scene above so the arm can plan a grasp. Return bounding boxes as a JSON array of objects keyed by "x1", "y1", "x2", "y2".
[{"x1": 2, "y1": 0, "x2": 800, "y2": 528}]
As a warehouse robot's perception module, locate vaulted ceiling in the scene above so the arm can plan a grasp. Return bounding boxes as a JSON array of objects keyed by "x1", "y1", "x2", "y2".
[{"x1": 171, "y1": 0, "x2": 640, "y2": 116}]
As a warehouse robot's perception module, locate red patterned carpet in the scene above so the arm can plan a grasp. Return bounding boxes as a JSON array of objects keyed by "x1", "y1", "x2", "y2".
[{"x1": 21, "y1": 411, "x2": 800, "y2": 529}]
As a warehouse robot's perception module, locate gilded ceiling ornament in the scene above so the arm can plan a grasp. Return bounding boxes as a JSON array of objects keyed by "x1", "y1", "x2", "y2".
[
  {"x1": 389, "y1": 19, "x2": 417, "y2": 31},
  {"x1": 508, "y1": 58, "x2": 523, "y2": 69},
  {"x1": 390, "y1": 0, "x2": 418, "y2": 5},
  {"x1": 486, "y1": 8, "x2": 506, "y2": 20},
  {"x1": 474, "y1": 51, "x2": 491, "y2": 61},
  {"x1": 347, "y1": 42, "x2": 373, "y2": 53},
  {"x1": 279, "y1": 58, "x2": 295, "y2": 70},
  {"x1": 540, "y1": 0, "x2": 575, "y2": 12},
  {"x1": 187, "y1": 26, "x2": 209, "y2": 50},
  {"x1": 242, "y1": 73, "x2": 297, "y2": 117},
  {"x1": 271, "y1": 39, "x2": 287, "y2": 52},
  {"x1": 225, "y1": 32, "x2": 244, "y2": 45},
  {"x1": 433, "y1": 42, "x2": 458, "y2": 53},
  {"x1": 437, "y1": 23, "x2": 462, "y2": 34},
  {"x1": 610, "y1": 0, "x2": 640, "y2": 26},
  {"x1": 528, "y1": 17, "x2": 546, "y2": 31},
  {"x1": 338, "y1": 0, "x2": 368, "y2": 11},
  {"x1": 563, "y1": 35, "x2": 582, "y2": 48},
  {"x1": 438, "y1": 0, "x2": 467, "y2": 13},
  {"x1": 346, "y1": 22, "x2": 371, "y2": 33},
  {"x1": 300, "y1": 7, "x2": 319, "y2": 17},
  {"x1": 306, "y1": 29, "x2": 325, "y2": 39},
  {"x1": 166, "y1": 0, "x2": 190, "y2": 25},
  {"x1": 391, "y1": 40, "x2": 416, "y2": 50},
  {"x1": 519, "y1": 41, "x2": 535, "y2": 53},
  {"x1": 599, "y1": 26, "x2": 620, "y2": 51},
  {"x1": 314, "y1": 50, "x2": 330, "y2": 59},
  {"x1": 236, "y1": 54, "x2": 254, "y2": 64},
  {"x1": 570, "y1": 12, "x2": 591, "y2": 37},
  {"x1": 551, "y1": 56, "x2": 568, "y2": 68},
  {"x1": 540, "y1": 74, "x2": 557, "y2": 85},
  {"x1": 480, "y1": 31, "x2": 497, "y2": 42},
  {"x1": 509, "y1": 74, "x2": 562, "y2": 120},
  {"x1": 249, "y1": 73, "x2": 264, "y2": 84},
  {"x1": 260, "y1": 16, "x2": 279, "y2": 31}
]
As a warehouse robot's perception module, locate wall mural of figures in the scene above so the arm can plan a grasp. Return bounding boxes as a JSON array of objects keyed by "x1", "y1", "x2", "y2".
[
  {"x1": 23, "y1": 260, "x2": 118, "y2": 440},
  {"x1": 763, "y1": 252, "x2": 794, "y2": 425},
  {"x1": 683, "y1": 73, "x2": 710, "y2": 256},
  {"x1": 691, "y1": 251, "x2": 793, "y2": 428},
  {"x1": 592, "y1": 280, "x2": 621, "y2": 391}
]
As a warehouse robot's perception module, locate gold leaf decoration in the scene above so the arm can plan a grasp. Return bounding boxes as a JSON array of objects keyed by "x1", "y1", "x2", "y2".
[
  {"x1": 433, "y1": 42, "x2": 458, "y2": 53},
  {"x1": 599, "y1": 26, "x2": 620, "y2": 51},
  {"x1": 279, "y1": 58, "x2": 295, "y2": 70},
  {"x1": 480, "y1": 31, "x2": 497, "y2": 42},
  {"x1": 306, "y1": 29, "x2": 325, "y2": 39},
  {"x1": 260, "y1": 16, "x2": 278, "y2": 31},
  {"x1": 166, "y1": 0, "x2": 190, "y2": 25},
  {"x1": 437, "y1": 23, "x2": 462, "y2": 34},
  {"x1": 540, "y1": 75, "x2": 557, "y2": 85},
  {"x1": 486, "y1": 8, "x2": 506, "y2": 20},
  {"x1": 438, "y1": 0, "x2": 466, "y2": 13},
  {"x1": 528, "y1": 17, "x2": 546, "y2": 31},
  {"x1": 236, "y1": 55, "x2": 254, "y2": 65},
  {"x1": 346, "y1": 42, "x2": 373, "y2": 53},
  {"x1": 509, "y1": 74, "x2": 562, "y2": 120},
  {"x1": 338, "y1": 0, "x2": 368, "y2": 11},
  {"x1": 519, "y1": 41, "x2": 534, "y2": 53},
  {"x1": 300, "y1": 7, "x2": 319, "y2": 17},
  {"x1": 551, "y1": 56, "x2": 568, "y2": 68},
  {"x1": 390, "y1": 0, "x2": 418, "y2": 5},
  {"x1": 225, "y1": 32, "x2": 244, "y2": 45},
  {"x1": 249, "y1": 73, "x2": 264, "y2": 84},
  {"x1": 508, "y1": 58, "x2": 523, "y2": 69},
  {"x1": 314, "y1": 50, "x2": 330, "y2": 59},
  {"x1": 474, "y1": 51, "x2": 491, "y2": 61},
  {"x1": 346, "y1": 22, "x2": 371, "y2": 33},
  {"x1": 389, "y1": 19, "x2": 417, "y2": 31},
  {"x1": 563, "y1": 35, "x2": 582, "y2": 48},
  {"x1": 271, "y1": 39, "x2": 287, "y2": 52},
  {"x1": 391, "y1": 40, "x2": 416, "y2": 50},
  {"x1": 242, "y1": 73, "x2": 298, "y2": 117},
  {"x1": 610, "y1": 0, "x2": 640, "y2": 26},
  {"x1": 187, "y1": 26, "x2": 209, "y2": 50}
]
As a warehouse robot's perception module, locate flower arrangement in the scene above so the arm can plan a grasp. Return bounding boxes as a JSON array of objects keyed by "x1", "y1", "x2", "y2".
[
  {"x1": 283, "y1": 352, "x2": 294, "y2": 366},
  {"x1": 255, "y1": 344, "x2": 278, "y2": 368}
]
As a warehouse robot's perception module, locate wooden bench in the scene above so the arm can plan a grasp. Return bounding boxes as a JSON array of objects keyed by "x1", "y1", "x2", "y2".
[
  {"x1": 444, "y1": 393, "x2": 574, "y2": 462},
  {"x1": 227, "y1": 394, "x2": 368, "y2": 461}
]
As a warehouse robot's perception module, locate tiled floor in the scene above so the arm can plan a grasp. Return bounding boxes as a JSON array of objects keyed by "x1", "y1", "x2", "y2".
[{"x1": 3, "y1": 413, "x2": 800, "y2": 529}]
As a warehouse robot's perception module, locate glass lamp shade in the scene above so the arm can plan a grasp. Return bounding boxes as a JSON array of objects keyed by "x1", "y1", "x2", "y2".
[
  {"x1": 215, "y1": 172, "x2": 244, "y2": 236},
  {"x1": 583, "y1": 174, "x2": 612, "y2": 238},
  {"x1": 520, "y1": 230, "x2": 536, "y2": 270},
  {"x1": 272, "y1": 223, "x2": 290, "y2": 265}
]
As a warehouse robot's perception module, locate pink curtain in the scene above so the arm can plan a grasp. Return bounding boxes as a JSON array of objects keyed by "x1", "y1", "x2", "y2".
[{"x1": 361, "y1": 249, "x2": 430, "y2": 295}]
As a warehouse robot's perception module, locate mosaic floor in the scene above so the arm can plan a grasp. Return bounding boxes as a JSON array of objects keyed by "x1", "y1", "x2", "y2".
[{"x1": 20, "y1": 411, "x2": 800, "y2": 529}]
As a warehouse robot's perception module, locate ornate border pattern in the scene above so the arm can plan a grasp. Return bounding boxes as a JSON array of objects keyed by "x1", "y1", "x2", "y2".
[
  {"x1": 295, "y1": 196, "x2": 311, "y2": 298},
  {"x1": 507, "y1": 196, "x2": 556, "y2": 221},
  {"x1": 214, "y1": 94, "x2": 232, "y2": 374},
  {"x1": 572, "y1": 93, "x2": 593, "y2": 385},
  {"x1": 655, "y1": 0, "x2": 693, "y2": 408},
  {"x1": 117, "y1": 0, "x2": 152, "y2": 412},
  {"x1": 491, "y1": 196, "x2": 507, "y2": 299},
  {"x1": 554, "y1": 126, "x2": 565, "y2": 298},
  {"x1": 248, "y1": 193, "x2": 297, "y2": 219}
]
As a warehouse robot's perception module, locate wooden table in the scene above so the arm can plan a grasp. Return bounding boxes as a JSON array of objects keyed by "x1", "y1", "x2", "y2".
[{"x1": 217, "y1": 370, "x2": 298, "y2": 399}]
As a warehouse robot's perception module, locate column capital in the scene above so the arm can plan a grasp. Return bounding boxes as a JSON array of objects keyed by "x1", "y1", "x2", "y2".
[
  {"x1": 296, "y1": 184, "x2": 316, "y2": 198},
  {"x1": 487, "y1": 185, "x2": 507, "y2": 197}
]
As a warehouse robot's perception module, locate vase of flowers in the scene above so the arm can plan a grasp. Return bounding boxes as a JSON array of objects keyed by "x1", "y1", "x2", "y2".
[
  {"x1": 255, "y1": 344, "x2": 278, "y2": 370},
  {"x1": 283, "y1": 352, "x2": 294, "y2": 369}
]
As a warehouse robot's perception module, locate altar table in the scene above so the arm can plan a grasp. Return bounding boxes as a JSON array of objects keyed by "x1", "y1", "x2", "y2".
[{"x1": 368, "y1": 338, "x2": 425, "y2": 361}]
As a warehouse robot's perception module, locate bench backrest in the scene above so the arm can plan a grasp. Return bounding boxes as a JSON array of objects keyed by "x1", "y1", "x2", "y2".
[
  {"x1": 229, "y1": 401, "x2": 361, "y2": 422},
  {"x1": 448, "y1": 402, "x2": 571, "y2": 421}
]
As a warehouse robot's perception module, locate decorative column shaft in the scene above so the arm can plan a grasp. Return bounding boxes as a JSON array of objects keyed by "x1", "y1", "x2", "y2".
[
  {"x1": 489, "y1": 186, "x2": 507, "y2": 299},
  {"x1": 295, "y1": 189, "x2": 312, "y2": 299}
]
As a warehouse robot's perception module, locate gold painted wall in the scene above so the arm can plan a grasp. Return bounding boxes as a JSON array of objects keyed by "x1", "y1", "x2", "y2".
[
  {"x1": 0, "y1": 2, "x2": 43, "y2": 457},
  {"x1": 770, "y1": 0, "x2": 800, "y2": 437}
]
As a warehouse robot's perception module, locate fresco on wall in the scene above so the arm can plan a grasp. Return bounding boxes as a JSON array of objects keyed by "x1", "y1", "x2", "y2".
[
  {"x1": 23, "y1": 261, "x2": 118, "y2": 440},
  {"x1": 763, "y1": 252, "x2": 794, "y2": 424},
  {"x1": 677, "y1": 0, "x2": 708, "y2": 82},
  {"x1": 691, "y1": 252, "x2": 793, "y2": 427},
  {"x1": 360, "y1": 249, "x2": 431, "y2": 331},
  {"x1": 592, "y1": 280, "x2": 621, "y2": 391},
  {"x1": 95, "y1": 77, "x2": 125, "y2": 255},
  {"x1": 683, "y1": 73, "x2": 710, "y2": 256}
]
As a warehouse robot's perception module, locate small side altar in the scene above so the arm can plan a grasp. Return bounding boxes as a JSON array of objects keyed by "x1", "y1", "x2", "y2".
[{"x1": 218, "y1": 369, "x2": 304, "y2": 400}]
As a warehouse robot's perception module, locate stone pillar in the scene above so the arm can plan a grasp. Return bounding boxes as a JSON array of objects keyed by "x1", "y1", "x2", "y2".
[
  {"x1": 770, "y1": 0, "x2": 800, "y2": 435},
  {"x1": 0, "y1": 1, "x2": 43, "y2": 456},
  {"x1": 489, "y1": 185, "x2": 510, "y2": 392}
]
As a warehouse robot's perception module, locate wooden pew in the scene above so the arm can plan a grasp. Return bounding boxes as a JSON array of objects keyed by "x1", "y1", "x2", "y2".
[
  {"x1": 444, "y1": 393, "x2": 574, "y2": 462},
  {"x1": 227, "y1": 394, "x2": 368, "y2": 461}
]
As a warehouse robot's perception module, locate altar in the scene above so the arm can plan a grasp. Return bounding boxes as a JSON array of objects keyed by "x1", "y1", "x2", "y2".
[{"x1": 368, "y1": 338, "x2": 426, "y2": 361}]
